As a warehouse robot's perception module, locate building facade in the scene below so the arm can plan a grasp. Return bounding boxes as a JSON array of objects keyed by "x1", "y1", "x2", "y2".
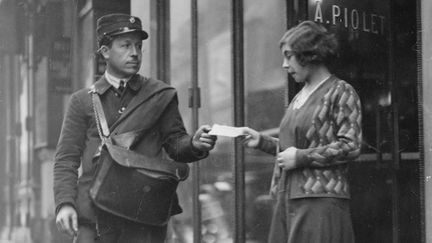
[{"x1": 0, "y1": 0, "x2": 431, "y2": 242}]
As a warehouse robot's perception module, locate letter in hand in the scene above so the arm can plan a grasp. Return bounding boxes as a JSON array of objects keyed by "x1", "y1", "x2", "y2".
[
  {"x1": 192, "y1": 125, "x2": 217, "y2": 152},
  {"x1": 240, "y1": 127, "x2": 261, "y2": 148},
  {"x1": 56, "y1": 204, "x2": 78, "y2": 237}
]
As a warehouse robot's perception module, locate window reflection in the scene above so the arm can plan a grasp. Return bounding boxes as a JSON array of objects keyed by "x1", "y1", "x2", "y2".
[
  {"x1": 170, "y1": 0, "x2": 287, "y2": 241},
  {"x1": 170, "y1": 0, "x2": 234, "y2": 242},
  {"x1": 243, "y1": 0, "x2": 286, "y2": 242},
  {"x1": 169, "y1": 0, "x2": 194, "y2": 241}
]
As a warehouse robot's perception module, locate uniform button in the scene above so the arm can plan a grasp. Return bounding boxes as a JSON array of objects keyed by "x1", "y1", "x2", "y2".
[
  {"x1": 115, "y1": 93, "x2": 119, "y2": 97},
  {"x1": 142, "y1": 185, "x2": 151, "y2": 192}
]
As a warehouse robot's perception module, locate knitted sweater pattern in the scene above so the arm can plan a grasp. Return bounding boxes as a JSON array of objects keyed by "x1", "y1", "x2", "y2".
[{"x1": 260, "y1": 77, "x2": 362, "y2": 199}]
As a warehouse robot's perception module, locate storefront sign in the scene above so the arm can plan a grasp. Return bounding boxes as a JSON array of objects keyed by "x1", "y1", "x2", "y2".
[{"x1": 310, "y1": 0, "x2": 387, "y2": 36}]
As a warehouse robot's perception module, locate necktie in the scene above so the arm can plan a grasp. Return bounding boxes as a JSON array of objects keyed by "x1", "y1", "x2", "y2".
[{"x1": 118, "y1": 80, "x2": 125, "y2": 93}]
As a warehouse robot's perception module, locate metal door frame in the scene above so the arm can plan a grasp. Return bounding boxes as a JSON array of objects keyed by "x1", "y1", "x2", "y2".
[{"x1": 189, "y1": 1, "x2": 247, "y2": 242}]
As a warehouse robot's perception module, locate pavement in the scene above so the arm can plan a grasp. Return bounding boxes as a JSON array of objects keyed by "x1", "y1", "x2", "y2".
[{"x1": 0, "y1": 227, "x2": 32, "y2": 243}]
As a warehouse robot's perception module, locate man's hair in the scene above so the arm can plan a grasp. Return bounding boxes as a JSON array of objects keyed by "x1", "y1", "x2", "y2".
[
  {"x1": 99, "y1": 36, "x2": 112, "y2": 48},
  {"x1": 97, "y1": 35, "x2": 114, "y2": 50},
  {"x1": 279, "y1": 21, "x2": 338, "y2": 66},
  {"x1": 96, "y1": 36, "x2": 114, "y2": 57}
]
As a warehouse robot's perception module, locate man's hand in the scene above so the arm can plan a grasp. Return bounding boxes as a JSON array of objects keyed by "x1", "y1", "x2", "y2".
[
  {"x1": 192, "y1": 125, "x2": 217, "y2": 152},
  {"x1": 56, "y1": 204, "x2": 78, "y2": 237}
]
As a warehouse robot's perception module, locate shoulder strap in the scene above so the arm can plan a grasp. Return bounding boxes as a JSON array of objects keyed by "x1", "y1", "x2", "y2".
[
  {"x1": 91, "y1": 90, "x2": 110, "y2": 142},
  {"x1": 90, "y1": 89, "x2": 189, "y2": 181}
]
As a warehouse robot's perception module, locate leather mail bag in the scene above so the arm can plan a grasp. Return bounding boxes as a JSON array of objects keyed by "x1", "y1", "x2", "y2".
[
  {"x1": 88, "y1": 87, "x2": 189, "y2": 226},
  {"x1": 89, "y1": 143, "x2": 189, "y2": 226}
]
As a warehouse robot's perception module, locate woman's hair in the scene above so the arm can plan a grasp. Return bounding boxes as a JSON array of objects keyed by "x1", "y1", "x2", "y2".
[{"x1": 279, "y1": 21, "x2": 338, "y2": 66}]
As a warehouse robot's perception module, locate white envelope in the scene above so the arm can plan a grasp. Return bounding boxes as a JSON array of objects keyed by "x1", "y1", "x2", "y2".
[{"x1": 208, "y1": 124, "x2": 246, "y2": 137}]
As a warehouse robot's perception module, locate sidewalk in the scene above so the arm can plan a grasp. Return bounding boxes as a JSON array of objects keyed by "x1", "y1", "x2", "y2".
[{"x1": 0, "y1": 227, "x2": 32, "y2": 243}]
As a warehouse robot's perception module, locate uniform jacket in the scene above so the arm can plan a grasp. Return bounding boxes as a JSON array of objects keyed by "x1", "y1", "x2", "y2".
[
  {"x1": 53, "y1": 74, "x2": 206, "y2": 223},
  {"x1": 258, "y1": 76, "x2": 362, "y2": 199}
]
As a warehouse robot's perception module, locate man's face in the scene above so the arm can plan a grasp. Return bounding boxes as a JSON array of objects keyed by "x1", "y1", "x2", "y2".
[{"x1": 101, "y1": 32, "x2": 143, "y2": 78}]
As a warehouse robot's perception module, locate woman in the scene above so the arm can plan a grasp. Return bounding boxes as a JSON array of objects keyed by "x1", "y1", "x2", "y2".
[{"x1": 242, "y1": 21, "x2": 362, "y2": 243}]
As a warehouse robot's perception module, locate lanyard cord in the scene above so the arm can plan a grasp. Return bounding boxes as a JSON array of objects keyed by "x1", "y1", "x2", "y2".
[{"x1": 91, "y1": 92, "x2": 110, "y2": 143}]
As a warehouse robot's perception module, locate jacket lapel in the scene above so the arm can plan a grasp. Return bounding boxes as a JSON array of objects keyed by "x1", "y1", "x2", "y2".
[{"x1": 110, "y1": 76, "x2": 175, "y2": 131}]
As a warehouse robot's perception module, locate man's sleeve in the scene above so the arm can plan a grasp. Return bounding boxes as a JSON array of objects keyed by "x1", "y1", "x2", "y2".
[
  {"x1": 53, "y1": 93, "x2": 88, "y2": 213},
  {"x1": 160, "y1": 96, "x2": 208, "y2": 162}
]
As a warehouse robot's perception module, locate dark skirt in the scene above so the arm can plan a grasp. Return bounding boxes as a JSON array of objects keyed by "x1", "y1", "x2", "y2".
[{"x1": 268, "y1": 196, "x2": 355, "y2": 243}]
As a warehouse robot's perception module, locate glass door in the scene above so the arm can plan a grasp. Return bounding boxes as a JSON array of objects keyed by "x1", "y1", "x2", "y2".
[
  {"x1": 243, "y1": 0, "x2": 286, "y2": 242},
  {"x1": 170, "y1": 1, "x2": 235, "y2": 242},
  {"x1": 169, "y1": 1, "x2": 288, "y2": 242},
  {"x1": 163, "y1": 0, "x2": 421, "y2": 242}
]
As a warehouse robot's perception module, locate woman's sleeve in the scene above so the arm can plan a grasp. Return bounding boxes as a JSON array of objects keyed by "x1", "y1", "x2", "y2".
[
  {"x1": 160, "y1": 96, "x2": 208, "y2": 162},
  {"x1": 257, "y1": 134, "x2": 279, "y2": 155},
  {"x1": 295, "y1": 81, "x2": 362, "y2": 168}
]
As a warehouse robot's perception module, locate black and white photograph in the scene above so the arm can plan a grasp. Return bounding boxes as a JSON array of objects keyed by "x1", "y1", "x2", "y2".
[{"x1": 0, "y1": 0, "x2": 430, "y2": 242}]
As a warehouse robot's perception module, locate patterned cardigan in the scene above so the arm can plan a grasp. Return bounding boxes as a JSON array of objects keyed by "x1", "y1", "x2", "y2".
[{"x1": 258, "y1": 76, "x2": 362, "y2": 199}]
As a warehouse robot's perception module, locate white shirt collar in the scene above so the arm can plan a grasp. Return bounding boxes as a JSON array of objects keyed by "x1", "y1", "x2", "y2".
[{"x1": 104, "y1": 71, "x2": 131, "y2": 89}]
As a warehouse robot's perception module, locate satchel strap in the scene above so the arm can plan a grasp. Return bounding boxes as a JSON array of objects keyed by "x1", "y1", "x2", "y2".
[
  {"x1": 90, "y1": 86, "x2": 110, "y2": 141},
  {"x1": 89, "y1": 87, "x2": 189, "y2": 181},
  {"x1": 105, "y1": 142, "x2": 189, "y2": 180}
]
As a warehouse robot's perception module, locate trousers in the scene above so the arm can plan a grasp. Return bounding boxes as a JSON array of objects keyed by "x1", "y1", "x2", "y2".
[{"x1": 75, "y1": 210, "x2": 168, "y2": 243}]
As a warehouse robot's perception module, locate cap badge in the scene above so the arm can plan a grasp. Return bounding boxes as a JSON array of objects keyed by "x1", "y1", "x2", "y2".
[{"x1": 129, "y1": 17, "x2": 135, "y2": 23}]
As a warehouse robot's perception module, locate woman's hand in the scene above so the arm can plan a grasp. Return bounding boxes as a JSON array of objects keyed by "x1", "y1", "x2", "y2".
[
  {"x1": 277, "y1": 147, "x2": 297, "y2": 170},
  {"x1": 240, "y1": 127, "x2": 261, "y2": 148}
]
